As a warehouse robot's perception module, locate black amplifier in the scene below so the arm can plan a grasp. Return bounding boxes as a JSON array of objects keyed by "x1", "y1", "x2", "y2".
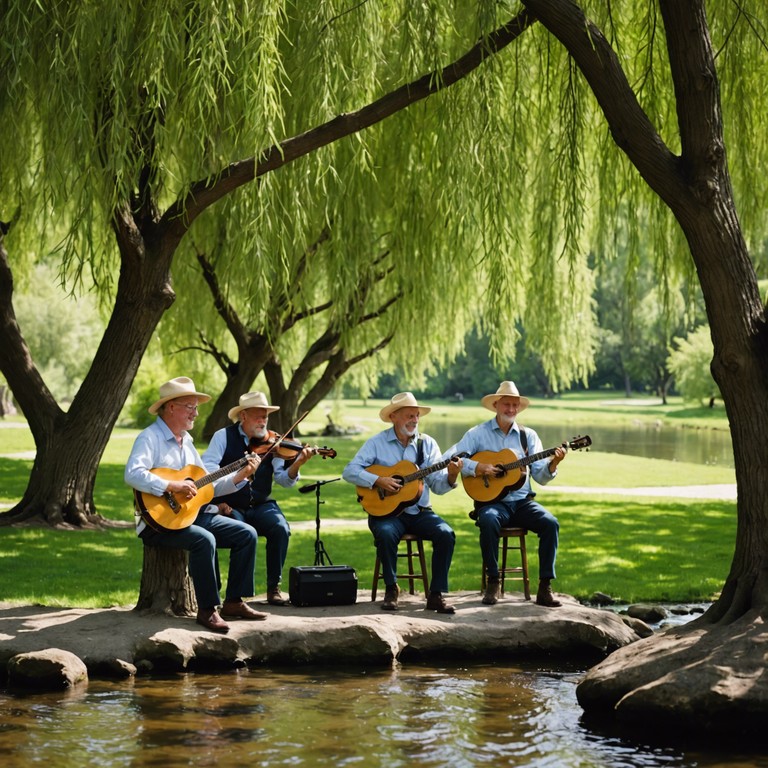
[{"x1": 288, "y1": 565, "x2": 358, "y2": 607}]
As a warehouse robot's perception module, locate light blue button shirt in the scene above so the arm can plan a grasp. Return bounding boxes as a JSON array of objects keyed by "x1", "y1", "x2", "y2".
[
  {"x1": 342, "y1": 428, "x2": 456, "y2": 515},
  {"x1": 125, "y1": 418, "x2": 246, "y2": 535},
  {"x1": 444, "y1": 419, "x2": 556, "y2": 502}
]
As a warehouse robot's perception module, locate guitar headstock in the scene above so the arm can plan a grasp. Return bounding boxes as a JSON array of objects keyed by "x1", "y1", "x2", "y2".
[{"x1": 566, "y1": 435, "x2": 592, "y2": 451}]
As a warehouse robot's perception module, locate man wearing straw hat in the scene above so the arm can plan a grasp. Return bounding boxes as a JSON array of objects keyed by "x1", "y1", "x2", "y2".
[
  {"x1": 448, "y1": 381, "x2": 566, "y2": 608},
  {"x1": 203, "y1": 391, "x2": 316, "y2": 607},
  {"x1": 342, "y1": 392, "x2": 463, "y2": 613},
  {"x1": 125, "y1": 377, "x2": 268, "y2": 633}
]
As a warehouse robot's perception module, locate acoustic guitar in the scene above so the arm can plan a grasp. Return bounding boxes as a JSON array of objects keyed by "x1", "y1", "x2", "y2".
[
  {"x1": 356, "y1": 454, "x2": 467, "y2": 518},
  {"x1": 134, "y1": 453, "x2": 257, "y2": 532},
  {"x1": 462, "y1": 436, "x2": 592, "y2": 503}
]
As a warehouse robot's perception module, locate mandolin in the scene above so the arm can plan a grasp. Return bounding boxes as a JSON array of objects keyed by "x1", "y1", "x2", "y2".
[
  {"x1": 356, "y1": 454, "x2": 466, "y2": 518},
  {"x1": 462, "y1": 436, "x2": 592, "y2": 503},
  {"x1": 134, "y1": 453, "x2": 257, "y2": 532}
]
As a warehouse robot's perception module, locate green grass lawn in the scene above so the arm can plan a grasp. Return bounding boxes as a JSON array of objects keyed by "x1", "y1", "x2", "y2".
[{"x1": 0, "y1": 394, "x2": 736, "y2": 607}]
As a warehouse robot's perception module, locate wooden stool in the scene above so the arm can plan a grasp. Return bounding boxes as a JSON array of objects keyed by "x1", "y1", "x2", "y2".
[
  {"x1": 371, "y1": 533, "x2": 430, "y2": 600},
  {"x1": 482, "y1": 527, "x2": 531, "y2": 600}
]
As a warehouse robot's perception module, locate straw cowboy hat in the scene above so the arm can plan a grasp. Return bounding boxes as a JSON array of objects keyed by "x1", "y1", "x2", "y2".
[
  {"x1": 480, "y1": 381, "x2": 530, "y2": 413},
  {"x1": 228, "y1": 391, "x2": 280, "y2": 422},
  {"x1": 379, "y1": 392, "x2": 432, "y2": 422},
  {"x1": 148, "y1": 377, "x2": 211, "y2": 415}
]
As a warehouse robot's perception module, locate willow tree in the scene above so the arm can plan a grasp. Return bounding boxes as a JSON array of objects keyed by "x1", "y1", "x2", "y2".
[
  {"x1": 0, "y1": 2, "x2": 594, "y2": 529},
  {"x1": 514, "y1": 0, "x2": 768, "y2": 739},
  {"x1": 189, "y1": 232, "x2": 403, "y2": 438}
]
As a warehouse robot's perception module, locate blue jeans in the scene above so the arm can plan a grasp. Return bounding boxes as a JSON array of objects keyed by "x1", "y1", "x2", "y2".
[
  {"x1": 230, "y1": 500, "x2": 291, "y2": 590},
  {"x1": 476, "y1": 498, "x2": 559, "y2": 581},
  {"x1": 142, "y1": 511, "x2": 256, "y2": 609},
  {"x1": 368, "y1": 508, "x2": 455, "y2": 594}
]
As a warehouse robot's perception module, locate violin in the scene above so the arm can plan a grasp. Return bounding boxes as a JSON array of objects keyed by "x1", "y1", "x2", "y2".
[{"x1": 249, "y1": 430, "x2": 337, "y2": 461}]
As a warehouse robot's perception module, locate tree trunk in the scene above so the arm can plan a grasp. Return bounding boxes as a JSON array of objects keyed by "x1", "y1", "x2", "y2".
[
  {"x1": 523, "y1": 0, "x2": 768, "y2": 737},
  {"x1": 0, "y1": 216, "x2": 176, "y2": 527},
  {"x1": 201, "y1": 354, "x2": 269, "y2": 442},
  {"x1": 135, "y1": 546, "x2": 197, "y2": 616},
  {"x1": 0, "y1": 385, "x2": 15, "y2": 417}
]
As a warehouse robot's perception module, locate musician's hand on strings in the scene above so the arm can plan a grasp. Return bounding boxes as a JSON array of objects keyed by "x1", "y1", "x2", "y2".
[
  {"x1": 475, "y1": 462, "x2": 502, "y2": 477},
  {"x1": 375, "y1": 475, "x2": 403, "y2": 495},
  {"x1": 168, "y1": 479, "x2": 197, "y2": 499},
  {"x1": 447, "y1": 454, "x2": 464, "y2": 485},
  {"x1": 548, "y1": 444, "x2": 567, "y2": 473},
  {"x1": 234, "y1": 454, "x2": 261, "y2": 484}
]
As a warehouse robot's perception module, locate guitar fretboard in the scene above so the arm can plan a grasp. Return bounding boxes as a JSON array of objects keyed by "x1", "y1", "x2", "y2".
[
  {"x1": 194, "y1": 455, "x2": 250, "y2": 489},
  {"x1": 401, "y1": 454, "x2": 464, "y2": 484},
  {"x1": 502, "y1": 447, "x2": 558, "y2": 471}
]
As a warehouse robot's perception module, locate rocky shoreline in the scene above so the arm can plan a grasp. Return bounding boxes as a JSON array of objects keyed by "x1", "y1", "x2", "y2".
[{"x1": 1, "y1": 590, "x2": 646, "y2": 690}]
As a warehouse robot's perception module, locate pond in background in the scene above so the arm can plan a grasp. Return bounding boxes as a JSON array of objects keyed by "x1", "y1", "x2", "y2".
[
  {"x1": 1, "y1": 660, "x2": 764, "y2": 768},
  {"x1": 427, "y1": 421, "x2": 735, "y2": 469}
]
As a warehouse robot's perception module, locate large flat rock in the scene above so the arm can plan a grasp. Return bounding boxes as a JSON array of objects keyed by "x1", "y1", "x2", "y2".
[{"x1": 0, "y1": 591, "x2": 640, "y2": 680}]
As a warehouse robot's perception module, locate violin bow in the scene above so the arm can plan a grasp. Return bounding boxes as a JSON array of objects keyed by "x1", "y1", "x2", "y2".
[{"x1": 256, "y1": 410, "x2": 309, "y2": 460}]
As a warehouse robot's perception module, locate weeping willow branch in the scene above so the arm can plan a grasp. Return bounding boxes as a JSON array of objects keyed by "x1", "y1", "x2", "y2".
[{"x1": 162, "y1": 9, "x2": 537, "y2": 239}]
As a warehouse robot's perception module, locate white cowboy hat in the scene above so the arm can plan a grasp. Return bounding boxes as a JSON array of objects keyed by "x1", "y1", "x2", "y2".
[
  {"x1": 148, "y1": 377, "x2": 211, "y2": 415},
  {"x1": 228, "y1": 391, "x2": 280, "y2": 422},
  {"x1": 379, "y1": 392, "x2": 432, "y2": 422},
  {"x1": 480, "y1": 381, "x2": 530, "y2": 412}
]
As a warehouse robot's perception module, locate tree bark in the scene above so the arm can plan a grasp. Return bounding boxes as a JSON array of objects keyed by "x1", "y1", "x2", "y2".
[
  {"x1": 0, "y1": 215, "x2": 176, "y2": 527},
  {"x1": 135, "y1": 546, "x2": 197, "y2": 616}
]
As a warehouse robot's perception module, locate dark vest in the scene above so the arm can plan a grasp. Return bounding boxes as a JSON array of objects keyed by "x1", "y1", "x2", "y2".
[{"x1": 211, "y1": 423, "x2": 277, "y2": 509}]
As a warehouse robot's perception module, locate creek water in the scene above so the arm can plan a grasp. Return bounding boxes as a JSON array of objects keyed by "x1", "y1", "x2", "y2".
[
  {"x1": 1, "y1": 660, "x2": 765, "y2": 768},
  {"x1": 427, "y1": 421, "x2": 735, "y2": 469}
]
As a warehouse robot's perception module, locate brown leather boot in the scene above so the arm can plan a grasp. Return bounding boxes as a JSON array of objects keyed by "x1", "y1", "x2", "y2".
[
  {"x1": 426, "y1": 592, "x2": 455, "y2": 614},
  {"x1": 535, "y1": 579, "x2": 562, "y2": 608},
  {"x1": 267, "y1": 588, "x2": 289, "y2": 606},
  {"x1": 482, "y1": 578, "x2": 500, "y2": 605},
  {"x1": 196, "y1": 608, "x2": 230, "y2": 633},
  {"x1": 382, "y1": 584, "x2": 400, "y2": 611}
]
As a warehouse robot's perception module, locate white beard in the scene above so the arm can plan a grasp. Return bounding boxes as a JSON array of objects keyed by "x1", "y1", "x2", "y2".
[{"x1": 497, "y1": 413, "x2": 515, "y2": 429}]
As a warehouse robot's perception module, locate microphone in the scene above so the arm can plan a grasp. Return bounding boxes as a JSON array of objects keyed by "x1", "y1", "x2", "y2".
[{"x1": 298, "y1": 477, "x2": 342, "y2": 494}]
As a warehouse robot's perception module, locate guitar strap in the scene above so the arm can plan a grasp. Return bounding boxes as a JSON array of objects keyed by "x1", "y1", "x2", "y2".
[
  {"x1": 518, "y1": 425, "x2": 528, "y2": 456},
  {"x1": 416, "y1": 437, "x2": 424, "y2": 467}
]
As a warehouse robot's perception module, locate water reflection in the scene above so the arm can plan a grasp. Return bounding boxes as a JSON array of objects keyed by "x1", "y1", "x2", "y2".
[
  {"x1": 1, "y1": 662, "x2": 764, "y2": 767},
  {"x1": 429, "y1": 422, "x2": 735, "y2": 469}
]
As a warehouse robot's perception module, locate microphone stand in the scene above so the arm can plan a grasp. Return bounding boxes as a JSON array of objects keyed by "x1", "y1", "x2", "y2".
[{"x1": 306, "y1": 477, "x2": 341, "y2": 566}]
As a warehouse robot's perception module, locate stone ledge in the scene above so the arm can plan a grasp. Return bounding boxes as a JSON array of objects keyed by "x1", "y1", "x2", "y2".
[{"x1": 0, "y1": 591, "x2": 641, "y2": 686}]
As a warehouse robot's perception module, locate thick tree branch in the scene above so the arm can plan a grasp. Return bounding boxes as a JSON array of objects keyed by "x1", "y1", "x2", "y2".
[
  {"x1": 161, "y1": 10, "x2": 537, "y2": 238},
  {"x1": 177, "y1": 334, "x2": 236, "y2": 376},
  {"x1": 196, "y1": 250, "x2": 249, "y2": 346},
  {"x1": 298, "y1": 334, "x2": 395, "y2": 416},
  {"x1": 522, "y1": 0, "x2": 687, "y2": 206},
  {"x1": 659, "y1": 0, "x2": 729, "y2": 205},
  {"x1": 0, "y1": 232, "x2": 61, "y2": 438}
]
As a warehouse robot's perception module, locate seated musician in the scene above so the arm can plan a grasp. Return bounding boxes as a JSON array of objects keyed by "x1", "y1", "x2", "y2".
[
  {"x1": 202, "y1": 391, "x2": 316, "y2": 607},
  {"x1": 446, "y1": 381, "x2": 566, "y2": 608},
  {"x1": 125, "y1": 377, "x2": 268, "y2": 633},
  {"x1": 341, "y1": 392, "x2": 462, "y2": 613}
]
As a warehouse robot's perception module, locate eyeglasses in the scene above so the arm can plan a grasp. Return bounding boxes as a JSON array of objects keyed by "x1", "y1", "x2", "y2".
[{"x1": 175, "y1": 403, "x2": 199, "y2": 413}]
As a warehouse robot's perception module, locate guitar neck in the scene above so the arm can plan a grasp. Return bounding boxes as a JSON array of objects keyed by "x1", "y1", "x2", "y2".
[
  {"x1": 401, "y1": 456, "x2": 458, "y2": 484},
  {"x1": 194, "y1": 456, "x2": 249, "y2": 490},
  {"x1": 502, "y1": 447, "x2": 557, "y2": 472}
]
